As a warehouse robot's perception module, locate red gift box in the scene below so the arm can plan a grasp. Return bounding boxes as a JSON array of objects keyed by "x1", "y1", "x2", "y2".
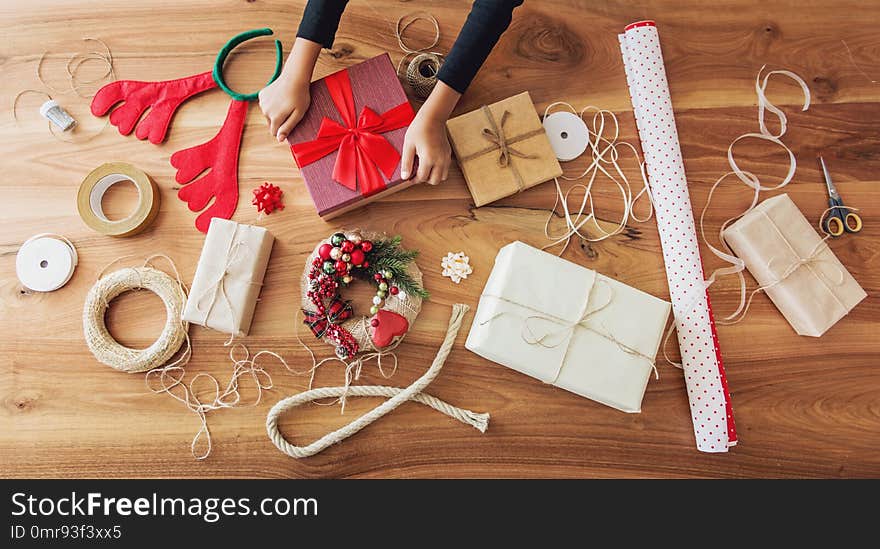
[{"x1": 288, "y1": 53, "x2": 417, "y2": 218}]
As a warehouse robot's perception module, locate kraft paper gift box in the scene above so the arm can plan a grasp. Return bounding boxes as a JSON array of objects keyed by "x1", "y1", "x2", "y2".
[
  {"x1": 465, "y1": 241, "x2": 671, "y2": 413},
  {"x1": 722, "y1": 193, "x2": 866, "y2": 337},
  {"x1": 288, "y1": 53, "x2": 417, "y2": 219},
  {"x1": 446, "y1": 92, "x2": 562, "y2": 207},
  {"x1": 182, "y1": 218, "x2": 274, "y2": 337}
]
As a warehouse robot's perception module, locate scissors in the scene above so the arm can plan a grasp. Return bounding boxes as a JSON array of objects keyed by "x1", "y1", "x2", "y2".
[{"x1": 819, "y1": 157, "x2": 862, "y2": 237}]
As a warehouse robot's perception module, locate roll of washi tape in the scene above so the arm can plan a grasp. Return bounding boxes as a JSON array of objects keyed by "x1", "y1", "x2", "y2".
[
  {"x1": 542, "y1": 111, "x2": 590, "y2": 161},
  {"x1": 77, "y1": 162, "x2": 160, "y2": 237},
  {"x1": 16, "y1": 234, "x2": 78, "y2": 291}
]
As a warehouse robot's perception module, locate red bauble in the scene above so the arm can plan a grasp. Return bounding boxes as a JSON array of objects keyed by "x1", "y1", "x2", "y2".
[
  {"x1": 335, "y1": 260, "x2": 347, "y2": 273},
  {"x1": 340, "y1": 240, "x2": 355, "y2": 253},
  {"x1": 360, "y1": 240, "x2": 373, "y2": 253},
  {"x1": 370, "y1": 318, "x2": 380, "y2": 327},
  {"x1": 318, "y1": 243, "x2": 333, "y2": 260},
  {"x1": 362, "y1": 260, "x2": 370, "y2": 268},
  {"x1": 350, "y1": 248, "x2": 365, "y2": 266},
  {"x1": 373, "y1": 273, "x2": 383, "y2": 281},
  {"x1": 389, "y1": 286, "x2": 399, "y2": 295}
]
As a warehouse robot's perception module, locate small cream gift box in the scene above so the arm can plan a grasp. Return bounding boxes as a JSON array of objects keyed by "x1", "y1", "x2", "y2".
[
  {"x1": 722, "y1": 193, "x2": 866, "y2": 337},
  {"x1": 465, "y1": 241, "x2": 671, "y2": 413},
  {"x1": 182, "y1": 218, "x2": 274, "y2": 337}
]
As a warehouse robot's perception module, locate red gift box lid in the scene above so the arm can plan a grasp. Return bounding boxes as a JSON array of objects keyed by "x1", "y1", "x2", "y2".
[{"x1": 287, "y1": 53, "x2": 414, "y2": 218}]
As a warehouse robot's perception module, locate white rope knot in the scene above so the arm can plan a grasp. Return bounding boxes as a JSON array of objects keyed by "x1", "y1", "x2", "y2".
[{"x1": 266, "y1": 304, "x2": 490, "y2": 459}]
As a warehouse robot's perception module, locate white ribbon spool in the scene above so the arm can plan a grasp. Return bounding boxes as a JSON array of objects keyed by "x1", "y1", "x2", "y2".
[
  {"x1": 543, "y1": 111, "x2": 590, "y2": 161},
  {"x1": 16, "y1": 234, "x2": 78, "y2": 292}
]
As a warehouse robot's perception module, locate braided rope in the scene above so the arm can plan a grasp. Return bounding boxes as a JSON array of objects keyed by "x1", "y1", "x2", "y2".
[{"x1": 266, "y1": 304, "x2": 488, "y2": 458}]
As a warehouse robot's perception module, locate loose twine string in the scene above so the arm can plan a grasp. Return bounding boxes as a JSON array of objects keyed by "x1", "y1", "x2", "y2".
[
  {"x1": 267, "y1": 304, "x2": 489, "y2": 459},
  {"x1": 12, "y1": 37, "x2": 115, "y2": 143},
  {"x1": 662, "y1": 66, "x2": 814, "y2": 368},
  {"x1": 84, "y1": 255, "x2": 296, "y2": 460},
  {"x1": 395, "y1": 11, "x2": 444, "y2": 100},
  {"x1": 541, "y1": 103, "x2": 654, "y2": 255}
]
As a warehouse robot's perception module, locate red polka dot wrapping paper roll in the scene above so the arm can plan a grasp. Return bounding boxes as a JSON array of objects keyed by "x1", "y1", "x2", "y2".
[{"x1": 619, "y1": 21, "x2": 738, "y2": 452}]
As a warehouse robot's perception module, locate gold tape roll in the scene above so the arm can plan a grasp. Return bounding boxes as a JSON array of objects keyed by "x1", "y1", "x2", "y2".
[{"x1": 77, "y1": 162, "x2": 160, "y2": 237}]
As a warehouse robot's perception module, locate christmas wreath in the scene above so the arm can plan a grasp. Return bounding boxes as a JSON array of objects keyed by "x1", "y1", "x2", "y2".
[{"x1": 301, "y1": 231, "x2": 428, "y2": 360}]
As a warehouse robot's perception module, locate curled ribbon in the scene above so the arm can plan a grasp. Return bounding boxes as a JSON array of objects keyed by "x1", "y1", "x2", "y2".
[
  {"x1": 698, "y1": 66, "x2": 812, "y2": 322},
  {"x1": 290, "y1": 67, "x2": 415, "y2": 197}
]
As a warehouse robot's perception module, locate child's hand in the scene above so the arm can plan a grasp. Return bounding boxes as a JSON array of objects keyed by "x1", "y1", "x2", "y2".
[
  {"x1": 258, "y1": 38, "x2": 322, "y2": 143},
  {"x1": 400, "y1": 109, "x2": 452, "y2": 185},
  {"x1": 259, "y1": 75, "x2": 311, "y2": 143}
]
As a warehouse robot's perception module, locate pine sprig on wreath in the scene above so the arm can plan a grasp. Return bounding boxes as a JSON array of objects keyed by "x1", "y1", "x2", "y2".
[{"x1": 356, "y1": 235, "x2": 429, "y2": 300}]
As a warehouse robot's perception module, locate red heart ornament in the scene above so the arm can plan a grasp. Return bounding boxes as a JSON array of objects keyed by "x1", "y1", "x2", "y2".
[{"x1": 370, "y1": 310, "x2": 409, "y2": 348}]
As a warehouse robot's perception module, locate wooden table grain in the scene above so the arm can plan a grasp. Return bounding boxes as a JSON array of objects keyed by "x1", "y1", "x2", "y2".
[{"x1": 1, "y1": 0, "x2": 878, "y2": 479}]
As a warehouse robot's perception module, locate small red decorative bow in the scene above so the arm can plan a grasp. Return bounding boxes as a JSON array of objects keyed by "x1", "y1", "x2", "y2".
[
  {"x1": 303, "y1": 297, "x2": 353, "y2": 338},
  {"x1": 303, "y1": 297, "x2": 359, "y2": 357},
  {"x1": 291, "y1": 68, "x2": 414, "y2": 197}
]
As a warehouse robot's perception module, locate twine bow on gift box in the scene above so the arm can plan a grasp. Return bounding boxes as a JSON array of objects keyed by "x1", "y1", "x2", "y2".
[
  {"x1": 459, "y1": 107, "x2": 543, "y2": 192},
  {"x1": 190, "y1": 228, "x2": 265, "y2": 343},
  {"x1": 291, "y1": 68, "x2": 415, "y2": 197},
  {"x1": 723, "y1": 213, "x2": 848, "y2": 323},
  {"x1": 479, "y1": 281, "x2": 658, "y2": 385}
]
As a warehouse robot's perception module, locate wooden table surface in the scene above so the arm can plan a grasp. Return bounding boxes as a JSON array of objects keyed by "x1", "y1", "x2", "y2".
[{"x1": 2, "y1": 0, "x2": 878, "y2": 479}]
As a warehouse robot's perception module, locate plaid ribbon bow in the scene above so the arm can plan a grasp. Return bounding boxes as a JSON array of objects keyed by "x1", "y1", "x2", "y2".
[{"x1": 303, "y1": 297, "x2": 354, "y2": 338}]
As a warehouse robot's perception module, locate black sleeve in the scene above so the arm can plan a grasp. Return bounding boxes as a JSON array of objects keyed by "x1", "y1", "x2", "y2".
[
  {"x1": 437, "y1": 0, "x2": 524, "y2": 94},
  {"x1": 296, "y1": 0, "x2": 350, "y2": 49}
]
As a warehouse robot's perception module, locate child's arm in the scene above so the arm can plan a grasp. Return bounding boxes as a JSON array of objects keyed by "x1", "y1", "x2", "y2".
[
  {"x1": 260, "y1": 0, "x2": 524, "y2": 186},
  {"x1": 401, "y1": 0, "x2": 524, "y2": 185},
  {"x1": 259, "y1": 0, "x2": 349, "y2": 142}
]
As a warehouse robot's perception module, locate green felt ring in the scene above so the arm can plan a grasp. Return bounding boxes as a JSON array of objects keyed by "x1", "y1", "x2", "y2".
[{"x1": 213, "y1": 28, "x2": 283, "y2": 102}]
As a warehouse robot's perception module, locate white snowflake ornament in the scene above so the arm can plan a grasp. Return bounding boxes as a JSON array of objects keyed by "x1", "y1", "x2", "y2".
[{"x1": 441, "y1": 252, "x2": 473, "y2": 284}]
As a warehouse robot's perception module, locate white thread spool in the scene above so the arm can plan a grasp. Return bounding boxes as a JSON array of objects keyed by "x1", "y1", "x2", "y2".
[
  {"x1": 39, "y1": 99, "x2": 77, "y2": 131},
  {"x1": 16, "y1": 234, "x2": 78, "y2": 292},
  {"x1": 543, "y1": 111, "x2": 590, "y2": 161}
]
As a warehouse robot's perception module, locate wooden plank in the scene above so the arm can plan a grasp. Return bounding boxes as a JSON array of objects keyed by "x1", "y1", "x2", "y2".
[{"x1": 1, "y1": 0, "x2": 878, "y2": 478}]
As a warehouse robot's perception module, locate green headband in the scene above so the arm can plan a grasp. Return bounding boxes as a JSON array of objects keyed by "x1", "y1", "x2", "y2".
[{"x1": 213, "y1": 28, "x2": 283, "y2": 102}]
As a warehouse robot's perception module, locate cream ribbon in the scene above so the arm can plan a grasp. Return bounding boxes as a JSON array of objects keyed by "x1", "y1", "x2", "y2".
[
  {"x1": 698, "y1": 66, "x2": 812, "y2": 320},
  {"x1": 478, "y1": 280, "x2": 659, "y2": 385},
  {"x1": 542, "y1": 103, "x2": 653, "y2": 255}
]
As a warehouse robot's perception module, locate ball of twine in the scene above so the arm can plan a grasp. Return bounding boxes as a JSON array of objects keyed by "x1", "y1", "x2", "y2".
[
  {"x1": 404, "y1": 52, "x2": 443, "y2": 100},
  {"x1": 300, "y1": 231, "x2": 423, "y2": 354},
  {"x1": 395, "y1": 11, "x2": 444, "y2": 101},
  {"x1": 83, "y1": 266, "x2": 189, "y2": 373}
]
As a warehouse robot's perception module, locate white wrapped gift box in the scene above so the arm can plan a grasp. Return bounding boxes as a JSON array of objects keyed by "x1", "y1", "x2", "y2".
[
  {"x1": 465, "y1": 241, "x2": 671, "y2": 413},
  {"x1": 182, "y1": 218, "x2": 274, "y2": 337}
]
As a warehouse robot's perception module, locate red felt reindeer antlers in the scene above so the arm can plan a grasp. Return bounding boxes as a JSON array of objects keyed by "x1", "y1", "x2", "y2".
[
  {"x1": 90, "y1": 71, "x2": 217, "y2": 144},
  {"x1": 90, "y1": 29, "x2": 283, "y2": 232},
  {"x1": 172, "y1": 99, "x2": 247, "y2": 233}
]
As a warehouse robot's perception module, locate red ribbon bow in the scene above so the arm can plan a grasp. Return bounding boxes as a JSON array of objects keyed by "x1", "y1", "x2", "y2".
[
  {"x1": 291, "y1": 68, "x2": 414, "y2": 197},
  {"x1": 302, "y1": 297, "x2": 354, "y2": 339}
]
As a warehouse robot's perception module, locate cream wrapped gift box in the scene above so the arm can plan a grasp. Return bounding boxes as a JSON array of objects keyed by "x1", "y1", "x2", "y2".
[
  {"x1": 182, "y1": 218, "x2": 274, "y2": 337},
  {"x1": 722, "y1": 193, "x2": 866, "y2": 337},
  {"x1": 466, "y1": 241, "x2": 671, "y2": 413}
]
